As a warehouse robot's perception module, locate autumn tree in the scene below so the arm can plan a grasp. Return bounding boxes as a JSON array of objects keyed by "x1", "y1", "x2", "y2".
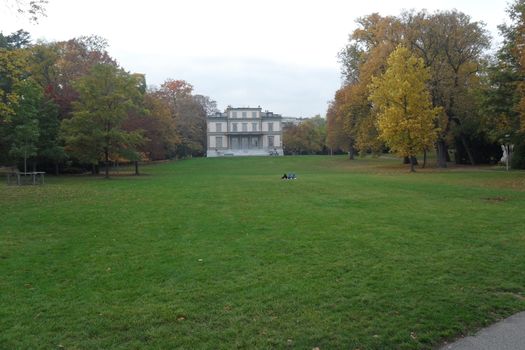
[
  {"x1": 0, "y1": 39, "x2": 31, "y2": 164},
  {"x1": 402, "y1": 10, "x2": 490, "y2": 166},
  {"x1": 35, "y1": 36, "x2": 117, "y2": 121},
  {"x1": 0, "y1": 31, "x2": 215, "y2": 171},
  {"x1": 326, "y1": 101, "x2": 346, "y2": 154},
  {"x1": 369, "y1": 46, "x2": 441, "y2": 172},
  {"x1": 62, "y1": 64, "x2": 145, "y2": 178},
  {"x1": 0, "y1": 47, "x2": 28, "y2": 123},
  {"x1": 123, "y1": 91, "x2": 180, "y2": 161},
  {"x1": 327, "y1": 87, "x2": 358, "y2": 158},
  {"x1": 333, "y1": 10, "x2": 490, "y2": 166},
  {"x1": 283, "y1": 116, "x2": 327, "y2": 155},
  {"x1": 328, "y1": 14, "x2": 401, "y2": 158},
  {"x1": 157, "y1": 79, "x2": 210, "y2": 158}
]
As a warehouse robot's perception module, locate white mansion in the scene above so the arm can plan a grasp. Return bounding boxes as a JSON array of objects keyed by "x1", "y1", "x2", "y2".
[{"x1": 207, "y1": 107, "x2": 284, "y2": 157}]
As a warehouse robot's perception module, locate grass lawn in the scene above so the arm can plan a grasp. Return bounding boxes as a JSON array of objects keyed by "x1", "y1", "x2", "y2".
[{"x1": 1, "y1": 156, "x2": 525, "y2": 349}]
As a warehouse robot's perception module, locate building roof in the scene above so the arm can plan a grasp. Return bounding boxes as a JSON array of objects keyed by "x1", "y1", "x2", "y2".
[
  {"x1": 207, "y1": 106, "x2": 282, "y2": 119},
  {"x1": 226, "y1": 107, "x2": 262, "y2": 111}
]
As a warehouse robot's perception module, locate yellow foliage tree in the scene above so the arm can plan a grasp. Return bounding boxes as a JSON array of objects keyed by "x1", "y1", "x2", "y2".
[
  {"x1": 369, "y1": 46, "x2": 441, "y2": 171},
  {"x1": 0, "y1": 48, "x2": 29, "y2": 123}
]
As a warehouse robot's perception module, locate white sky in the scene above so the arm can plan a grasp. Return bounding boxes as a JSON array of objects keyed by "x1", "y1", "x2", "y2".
[{"x1": 1, "y1": 0, "x2": 510, "y2": 117}]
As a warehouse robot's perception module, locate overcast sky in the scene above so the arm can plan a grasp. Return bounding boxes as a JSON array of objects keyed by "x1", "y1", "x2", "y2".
[{"x1": 1, "y1": 0, "x2": 510, "y2": 117}]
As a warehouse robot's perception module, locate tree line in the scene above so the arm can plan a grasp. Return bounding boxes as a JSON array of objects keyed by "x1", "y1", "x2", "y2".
[
  {"x1": 282, "y1": 115, "x2": 329, "y2": 155},
  {"x1": 0, "y1": 32, "x2": 216, "y2": 177},
  {"x1": 326, "y1": 2, "x2": 525, "y2": 169}
]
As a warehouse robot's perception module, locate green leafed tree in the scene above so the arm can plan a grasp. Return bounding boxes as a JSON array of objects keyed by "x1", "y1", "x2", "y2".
[
  {"x1": 369, "y1": 46, "x2": 441, "y2": 172},
  {"x1": 36, "y1": 94, "x2": 65, "y2": 174},
  {"x1": 8, "y1": 79, "x2": 42, "y2": 172},
  {"x1": 61, "y1": 64, "x2": 145, "y2": 178}
]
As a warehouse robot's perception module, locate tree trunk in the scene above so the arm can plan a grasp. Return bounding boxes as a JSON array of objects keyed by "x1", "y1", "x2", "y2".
[
  {"x1": 55, "y1": 162, "x2": 59, "y2": 176},
  {"x1": 105, "y1": 150, "x2": 110, "y2": 179},
  {"x1": 134, "y1": 161, "x2": 139, "y2": 176},
  {"x1": 436, "y1": 139, "x2": 448, "y2": 168},
  {"x1": 92, "y1": 163, "x2": 96, "y2": 175},
  {"x1": 423, "y1": 150, "x2": 427, "y2": 168},
  {"x1": 348, "y1": 144, "x2": 355, "y2": 160},
  {"x1": 409, "y1": 156, "x2": 416, "y2": 172},
  {"x1": 460, "y1": 135, "x2": 476, "y2": 165}
]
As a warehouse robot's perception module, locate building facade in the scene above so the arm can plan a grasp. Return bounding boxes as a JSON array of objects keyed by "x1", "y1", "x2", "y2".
[{"x1": 207, "y1": 107, "x2": 284, "y2": 157}]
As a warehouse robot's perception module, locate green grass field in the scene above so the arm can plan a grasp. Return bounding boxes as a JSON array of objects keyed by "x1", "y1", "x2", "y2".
[{"x1": 1, "y1": 156, "x2": 525, "y2": 349}]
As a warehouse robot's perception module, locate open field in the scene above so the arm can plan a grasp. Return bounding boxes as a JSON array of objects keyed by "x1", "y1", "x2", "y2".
[{"x1": 1, "y1": 156, "x2": 525, "y2": 349}]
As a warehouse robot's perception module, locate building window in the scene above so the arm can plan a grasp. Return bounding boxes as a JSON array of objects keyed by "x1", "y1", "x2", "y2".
[
  {"x1": 242, "y1": 123, "x2": 248, "y2": 131},
  {"x1": 216, "y1": 123, "x2": 222, "y2": 132},
  {"x1": 268, "y1": 135, "x2": 274, "y2": 147},
  {"x1": 252, "y1": 123, "x2": 257, "y2": 131},
  {"x1": 232, "y1": 123, "x2": 238, "y2": 132},
  {"x1": 232, "y1": 111, "x2": 237, "y2": 118},
  {"x1": 252, "y1": 111, "x2": 257, "y2": 118},
  {"x1": 242, "y1": 111, "x2": 247, "y2": 118},
  {"x1": 268, "y1": 122, "x2": 273, "y2": 132},
  {"x1": 216, "y1": 136, "x2": 223, "y2": 148}
]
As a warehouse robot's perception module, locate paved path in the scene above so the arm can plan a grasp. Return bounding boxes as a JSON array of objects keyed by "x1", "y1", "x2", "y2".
[{"x1": 441, "y1": 312, "x2": 525, "y2": 350}]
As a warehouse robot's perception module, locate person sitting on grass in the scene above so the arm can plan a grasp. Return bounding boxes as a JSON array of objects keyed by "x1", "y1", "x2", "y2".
[{"x1": 281, "y1": 173, "x2": 288, "y2": 179}]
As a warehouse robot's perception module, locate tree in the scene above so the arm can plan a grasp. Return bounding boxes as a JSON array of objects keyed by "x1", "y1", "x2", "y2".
[
  {"x1": 42, "y1": 36, "x2": 116, "y2": 120},
  {"x1": 0, "y1": 46, "x2": 30, "y2": 164},
  {"x1": 36, "y1": 93, "x2": 65, "y2": 174},
  {"x1": 369, "y1": 46, "x2": 441, "y2": 172},
  {"x1": 157, "y1": 79, "x2": 209, "y2": 158},
  {"x1": 326, "y1": 101, "x2": 345, "y2": 154},
  {"x1": 501, "y1": 0, "x2": 525, "y2": 131},
  {"x1": 330, "y1": 14, "x2": 401, "y2": 159},
  {"x1": 8, "y1": 79, "x2": 43, "y2": 172},
  {"x1": 481, "y1": 0, "x2": 525, "y2": 168},
  {"x1": 62, "y1": 64, "x2": 145, "y2": 178},
  {"x1": 0, "y1": 47, "x2": 28, "y2": 123},
  {"x1": 483, "y1": 1, "x2": 524, "y2": 134},
  {"x1": 334, "y1": 10, "x2": 490, "y2": 166},
  {"x1": 404, "y1": 10, "x2": 490, "y2": 166},
  {"x1": 283, "y1": 116, "x2": 327, "y2": 155},
  {"x1": 0, "y1": 29, "x2": 31, "y2": 49},
  {"x1": 123, "y1": 91, "x2": 180, "y2": 161}
]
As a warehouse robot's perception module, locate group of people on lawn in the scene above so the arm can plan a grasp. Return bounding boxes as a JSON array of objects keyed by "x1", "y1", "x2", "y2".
[{"x1": 281, "y1": 173, "x2": 297, "y2": 180}]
